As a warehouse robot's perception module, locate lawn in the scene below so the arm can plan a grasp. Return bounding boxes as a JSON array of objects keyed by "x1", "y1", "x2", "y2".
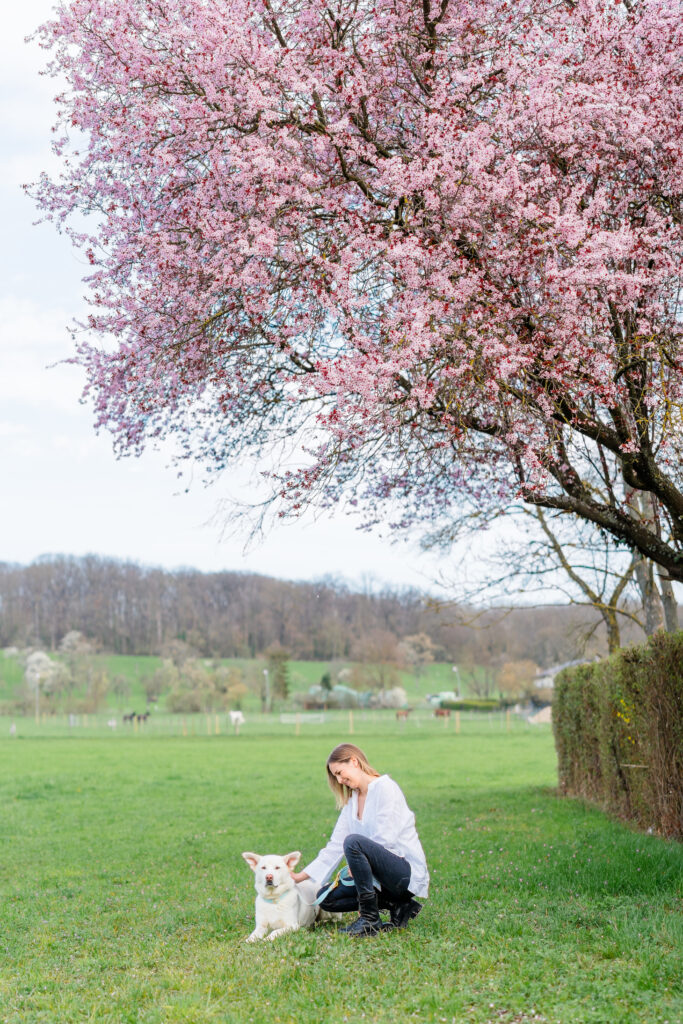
[{"x1": 0, "y1": 722, "x2": 680, "y2": 1024}]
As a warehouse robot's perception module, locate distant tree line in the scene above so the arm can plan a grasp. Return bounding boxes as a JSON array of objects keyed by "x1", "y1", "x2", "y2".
[{"x1": 0, "y1": 555, "x2": 645, "y2": 669}]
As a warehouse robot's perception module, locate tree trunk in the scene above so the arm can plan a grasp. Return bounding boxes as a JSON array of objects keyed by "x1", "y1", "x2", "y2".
[
  {"x1": 634, "y1": 558, "x2": 665, "y2": 636},
  {"x1": 602, "y1": 607, "x2": 621, "y2": 654},
  {"x1": 657, "y1": 570, "x2": 679, "y2": 633}
]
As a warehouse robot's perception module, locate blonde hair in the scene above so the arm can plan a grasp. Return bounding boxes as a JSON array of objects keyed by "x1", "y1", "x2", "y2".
[{"x1": 326, "y1": 743, "x2": 380, "y2": 809}]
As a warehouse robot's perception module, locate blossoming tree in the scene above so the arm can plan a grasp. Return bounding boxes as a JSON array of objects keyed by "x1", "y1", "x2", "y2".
[{"x1": 31, "y1": 0, "x2": 683, "y2": 577}]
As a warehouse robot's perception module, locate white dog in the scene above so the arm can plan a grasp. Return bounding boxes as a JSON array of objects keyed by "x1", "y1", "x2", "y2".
[{"x1": 242, "y1": 850, "x2": 340, "y2": 941}]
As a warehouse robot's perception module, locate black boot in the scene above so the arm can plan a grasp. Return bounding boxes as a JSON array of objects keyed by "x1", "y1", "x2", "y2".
[
  {"x1": 383, "y1": 896, "x2": 422, "y2": 930},
  {"x1": 340, "y1": 892, "x2": 382, "y2": 937}
]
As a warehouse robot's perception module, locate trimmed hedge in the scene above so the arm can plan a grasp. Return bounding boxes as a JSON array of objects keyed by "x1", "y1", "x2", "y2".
[
  {"x1": 553, "y1": 631, "x2": 683, "y2": 839},
  {"x1": 441, "y1": 698, "x2": 501, "y2": 711}
]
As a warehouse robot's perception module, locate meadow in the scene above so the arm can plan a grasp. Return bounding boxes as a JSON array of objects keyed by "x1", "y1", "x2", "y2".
[{"x1": 1, "y1": 719, "x2": 681, "y2": 1024}]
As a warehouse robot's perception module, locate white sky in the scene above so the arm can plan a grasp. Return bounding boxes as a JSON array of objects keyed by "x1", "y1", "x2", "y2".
[{"x1": 1, "y1": 1, "x2": 495, "y2": 593}]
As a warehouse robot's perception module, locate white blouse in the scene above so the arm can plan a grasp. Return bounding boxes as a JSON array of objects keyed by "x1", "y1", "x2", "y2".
[{"x1": 303, "y1": 775, "x2": 429, "y2": 898}]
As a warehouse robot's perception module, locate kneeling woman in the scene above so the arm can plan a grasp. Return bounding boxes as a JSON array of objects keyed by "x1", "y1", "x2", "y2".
[{"x1": 289, "y1": 742, "x2": 429, "y2": 937}]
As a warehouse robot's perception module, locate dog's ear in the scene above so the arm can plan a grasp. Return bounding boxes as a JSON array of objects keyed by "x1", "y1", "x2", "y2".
[
  {"x1": 242, "y1": 852, "x2": 261, "y2": 871},
  {"x1": 283, "y1": 851, "x2": 302, "y2": 870}
]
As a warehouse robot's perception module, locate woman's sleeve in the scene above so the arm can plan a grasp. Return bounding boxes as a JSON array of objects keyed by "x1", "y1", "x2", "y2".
[{"x1": 302, "y1": 805, "x2": 350, "y2": 886}]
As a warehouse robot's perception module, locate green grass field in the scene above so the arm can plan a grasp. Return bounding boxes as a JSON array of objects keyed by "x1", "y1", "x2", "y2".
[{"x1": 1, "y1": 720, "x2": 680, "y2": 1024}]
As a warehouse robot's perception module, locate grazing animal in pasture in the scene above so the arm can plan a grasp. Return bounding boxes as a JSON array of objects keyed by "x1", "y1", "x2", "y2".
[
  {"x1": 396, "y1": 709, "x2": 413, "y2": 721},
  {"x1": 229, "y1": 710, "x2": 245, "y2": 734},
  {"x1": 433, "y1": 707, "x2": 451, "y2": 718},
  {"x1": 242, "y1": 851, "x2": 340, "y2": 942},
  {"x1": 122, "y1": 712, "x2": 136, "y2": 723}
]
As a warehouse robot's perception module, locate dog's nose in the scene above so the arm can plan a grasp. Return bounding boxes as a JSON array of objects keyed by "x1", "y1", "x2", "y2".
[{"x1": 265, "y1": 875, "x2": 274, "y2": 884}]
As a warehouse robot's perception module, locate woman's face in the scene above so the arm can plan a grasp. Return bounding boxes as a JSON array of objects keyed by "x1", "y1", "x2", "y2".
[{"x1": 328, "y1": 757, "x2": 365, "y2": 791}]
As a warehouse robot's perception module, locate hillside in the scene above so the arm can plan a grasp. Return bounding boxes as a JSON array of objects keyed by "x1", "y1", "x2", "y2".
[{"x1": 0, "y1": 555, "x2": 632, "y2": 669}]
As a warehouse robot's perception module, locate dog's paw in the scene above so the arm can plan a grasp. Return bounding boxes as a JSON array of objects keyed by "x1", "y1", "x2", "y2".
[{"x1": 317, "y1": 910, "x2": 343, "y2": 924}]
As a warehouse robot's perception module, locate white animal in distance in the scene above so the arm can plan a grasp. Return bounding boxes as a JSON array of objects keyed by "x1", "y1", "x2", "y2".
[{"x1": 242, "y1": 851, "x2": 340, "y2": 941}]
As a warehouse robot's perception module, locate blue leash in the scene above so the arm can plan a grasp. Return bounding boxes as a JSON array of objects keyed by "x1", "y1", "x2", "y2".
[{"x1": 313, "y1": 866, "x2": 355, "y2": 906}]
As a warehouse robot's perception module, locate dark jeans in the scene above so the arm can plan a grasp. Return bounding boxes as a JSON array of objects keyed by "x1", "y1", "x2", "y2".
[{"x1": 316, "y1": 834, "x2": 413, "y2": 912}]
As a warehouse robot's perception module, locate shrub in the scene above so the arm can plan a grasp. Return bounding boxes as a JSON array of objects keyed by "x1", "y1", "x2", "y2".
[
  {"x1": 440, "y1": 698, "x2": 501, "y2": 711},
  {"x1": 553, "y1": 631, "x2": 683, "y2": 839}
]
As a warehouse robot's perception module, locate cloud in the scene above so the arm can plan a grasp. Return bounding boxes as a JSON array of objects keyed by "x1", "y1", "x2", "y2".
[
  {"x1": 0, "y1": 294, "x2": 86, "y2": 411},
  {"x1": 0, "y1": 420, "x2": 28, "y2": 438},
  {"x1": 0, "y1": 3, "x2": 60, "y2": 131}
]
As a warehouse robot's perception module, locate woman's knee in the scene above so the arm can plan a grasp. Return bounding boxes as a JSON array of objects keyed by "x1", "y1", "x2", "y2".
[{"x1": 343, "y1": 832, "x2": 365, "y2": 856}]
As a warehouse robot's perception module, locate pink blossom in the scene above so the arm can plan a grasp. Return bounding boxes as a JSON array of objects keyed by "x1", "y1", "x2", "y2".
[{"x1": 27, "y1": 0, "x2": 683, "y2": 577}]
